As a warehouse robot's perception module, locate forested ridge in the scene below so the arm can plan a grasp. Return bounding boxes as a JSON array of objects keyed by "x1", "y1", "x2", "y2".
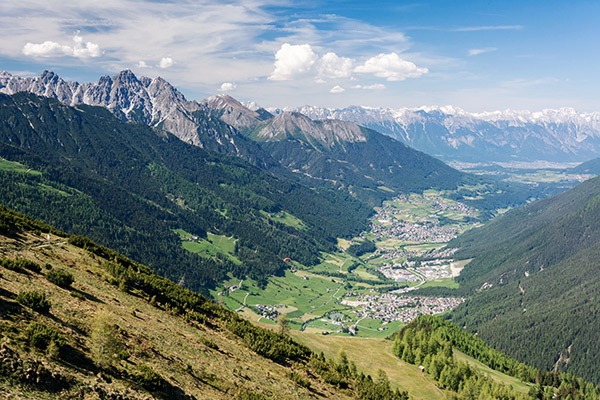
[
  {"x1": 0, "y1": 92, "x2": 371, "y2": 293},
  {"x1": 392, "y1": 316, "x2": 600, "y2": 399},
  {"x1": 441, "y1": 176, "x2": 600, "y2": 383}
]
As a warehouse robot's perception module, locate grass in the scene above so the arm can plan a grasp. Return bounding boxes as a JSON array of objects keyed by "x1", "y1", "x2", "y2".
[
  {"x1": 291, "y1": 332, "x2": 447, "y2": 400},
  {"x1": 174, "y1": 228, "x2": 240, "y2": 264},
  {"x1": 454, "y1": 350, "x2": 534, "y2": 394},
  {"x1": 419, "y1": 278, "x2": 459, "y2": 289},
  {"x1": 0, "y1": 230, "x2": 351, "y2": 400},
  {"x1": 0, "y1": 158, "x2": 42, "y2": 175},
  {"x1": 260, "y1": 210, "x2": 306, "y2": 230}
]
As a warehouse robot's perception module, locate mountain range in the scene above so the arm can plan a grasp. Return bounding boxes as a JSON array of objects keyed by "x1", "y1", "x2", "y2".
[
  {"x1": 0, "y1": 70, "x2": 531, "y2": 209},
  {"x1": 274, "y1": 104, "x2": 600, "y2": 165}
]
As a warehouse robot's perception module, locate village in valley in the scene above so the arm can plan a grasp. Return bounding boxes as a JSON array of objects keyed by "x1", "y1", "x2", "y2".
[{"x1": 210, "y1": 190, "x2": 480, "y2": 337}]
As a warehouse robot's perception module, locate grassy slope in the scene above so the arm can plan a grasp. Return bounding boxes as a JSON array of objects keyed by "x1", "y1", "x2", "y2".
[
  {"x1": 453, "y1": 350, "x2": 534, "y2": 394},
  {"x1": 291, "y1": 333, "x2": 446, "y2": 400},
  {"x1": 0, "y1": 230, "x2": 350, "y2": 400}
]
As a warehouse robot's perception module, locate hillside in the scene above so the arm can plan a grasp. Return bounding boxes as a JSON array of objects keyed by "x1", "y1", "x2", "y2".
[
  {"x1": 0, "y1": 205, "x2": 408, "y2": 400},
  {"x1": 246, "y1": 110, "x2": 531, "y2": 209},
  {"x1": 390, "y1": 316, "x2": 600, "y2": 399},
  {"x1": 569, "y1": 157, "x2": 600, "y2": 175},
  {"x1": 445, "y1": 176, "x2": 600, "y2": 383},
  {"x1": 0, "y1": 92, "x2": 371, "y2": 293}
]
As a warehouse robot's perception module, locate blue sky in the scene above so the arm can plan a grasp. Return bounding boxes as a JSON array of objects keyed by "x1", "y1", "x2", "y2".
[{"x1": 1, "y1": 0, "x2": 599, "y2": 111}]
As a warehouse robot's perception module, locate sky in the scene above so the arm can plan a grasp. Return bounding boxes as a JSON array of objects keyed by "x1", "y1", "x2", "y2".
[{"x1": 1, "y1": 0, "x2": 599, "y2": 112}]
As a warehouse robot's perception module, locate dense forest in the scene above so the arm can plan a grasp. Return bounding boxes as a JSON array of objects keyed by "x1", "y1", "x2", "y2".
[
  {"x1": 392, "y1": 316, "x2": 600, "y2": 399},
  {"x1": 441, "y1": 176, "x2": 600, "y2": 383},
  {"x1": 0, "y1": 92, "x2": 371, "y2": 293}
]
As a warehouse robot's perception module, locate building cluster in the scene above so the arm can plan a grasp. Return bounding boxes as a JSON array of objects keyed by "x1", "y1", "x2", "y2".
[
  {"x1": 379, "y1": 264, "x2": 421, "y2": 282},
  {"x1": 255, "y1": 304, "x2": 281, "y2": 321},
  {"x1": 371, "y1": 220, "x2": 459, "y2": 243},
  {"x1": 343, "y1": 293, "x2": 464, "y2": 324}
]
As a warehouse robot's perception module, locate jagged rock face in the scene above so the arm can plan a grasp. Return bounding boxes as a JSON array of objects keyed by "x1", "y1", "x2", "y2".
[
  {"x1": 256, "y1": 111, "x2": 367, "y2": 150},
  {"x1": 0, "y1": 70, "x2": 264, "y2": 161},
  {"x1": 276, "y1": 105, "x2": 600, "y2": 163},
  {"x1": 200, "y1": 94, "x2": 271, "y2": 131}
]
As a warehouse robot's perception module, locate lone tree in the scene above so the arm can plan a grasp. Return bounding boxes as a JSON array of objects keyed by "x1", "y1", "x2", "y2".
[{"x1": 277, "y1": 314, "x2": 290, "y2": 336}]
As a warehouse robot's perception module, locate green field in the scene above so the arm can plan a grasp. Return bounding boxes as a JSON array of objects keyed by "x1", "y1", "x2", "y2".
[
  {"x1": 291, "y1": 332, "x2": 448, "y2": 400},
  {"x1": 419, "y1": 277, "x2": 459, "y2": 289},
  {"x1": 175, "y1": 228, "x2": 239, "y2": 263},
  {"x1": 260, "y1": 210, "x2": 306, "y2": 230},
  {"x1": 454, "y1": 350, "x2": 534, "y2": 394},
  {"x1": 0, "y1": 158, "x2": 42, "y2": 175}
]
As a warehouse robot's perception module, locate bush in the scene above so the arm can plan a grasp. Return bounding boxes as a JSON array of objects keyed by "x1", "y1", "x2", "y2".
[
  {"x1": 46, "y1": 269, "x2": 74, "y2": 288},
  {"x1": 70, "y1": 290, "x2": 86, "y2": 300},
  {"x1": 132, "y1": 364, "x2": 165, "y2": 392},
  {"x1": 90, "y1": 312, "x2": 129, "y2": 368},
  {"x1": 286, "y1": 370, "x2": 311, "y2": 388},
  {"x1": 26, "y1": 322, "x2": 65, "y2": 353},
  {"x1": 16, "y1": 290, "x2": 51, "y2": 313},
  {"x1": 0, "y1": 257, "x2": 41, "y2": 273},
  {"x1": 199, "y1": 336, "x2": 219, "y2": 350}
]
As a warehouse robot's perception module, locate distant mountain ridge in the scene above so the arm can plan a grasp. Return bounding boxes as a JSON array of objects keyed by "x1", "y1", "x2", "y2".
[{"x1": 273, "y1": 104, "x2": 600, "y2": 164}]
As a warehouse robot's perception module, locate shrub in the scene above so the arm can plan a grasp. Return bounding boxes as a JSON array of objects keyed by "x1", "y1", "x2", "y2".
[
  {"x1": 26, "y1": 322, "x2": 65, "y2": 352},
  {"x1": 199, "y1": 336, "x2": 219, "y2": 350},
  {"x1": 90, "y1": 312, "x2": 129, "y2": 368},
  {"x1": 70, "y1": 290, "x2": 86, "y2": 300},
  {"x1": 286, "y1": 370, "x2": 311, "y2": 388},
  {"x1": 16, "y1": 290, "x2": 51, "y2": 313},
  {"x1": 132, "y1": 364, "x2": 165, "y2": 392},
  {"x1": 15, "y1": 258, "x2": 42, "y2": 273},
  {"x1": 1, "y1": 257, "x2": 41, "y2": 273},
  {"x1": 46, "y1": 269, "x2": 74, "y2": 288}
]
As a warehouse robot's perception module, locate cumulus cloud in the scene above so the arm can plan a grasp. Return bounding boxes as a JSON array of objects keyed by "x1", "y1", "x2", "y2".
[
  {"x1": 354, "y1": 53, "x2": 428, "y2": 81},
  {"x1": 317, "y1": 52, "x2": 353, "y2": 79},
  {"x1": 22, "y1": 35, "x2": 102, "y2": 58},
  {"x1": 137, "y1": 61, "x2": 150, "y2": 68},
  {"x1": 329, "y1": 85, "x2": 345, "y2": 93},
  {"x1": 219, "y1": 82, "x2": 237, "y2": 91},
  {"x1": 352, "y1": 84, "x2": 386, "y2": 90},
  {"x1": 468, "y1": 47, "x2": 497, "y2": 56},
  {"x1": 158, "y1": 57, "x2": 175, "y2": 69},
  {"x1": 269, "y1": 43, "x2": 318, "y2": 80}
]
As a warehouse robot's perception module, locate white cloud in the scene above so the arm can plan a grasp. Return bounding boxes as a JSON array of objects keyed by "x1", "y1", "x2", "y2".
[
  {"x1": 269, "y1": 43, "x2": 318, "y2": 81},
  {"x1": 354, "y1": 53, "x2": 428, "y2": 81},
  {"x1": 330, "y1": 85, "x2": 345, "y2": 93},
  {"x1": 219, "y1": 82, "x2": 237, "y2": 91},
  {"x1": 454, "y1": 25, "x2": 523, "y2": 32},
  {"x1": 317, "y1": 52, "x2": 353, "y2": 79},
  {"x1": 137, "y1": 61, "x2": 150, "y2": 68},
  {"x1": 158, "y1": 57, "x2": 175, "y2": 69},
  {"x1": 22, "y1": 35, "x2": 102, "y2": 58},
  {"x1": 352, "y1": 84, "x2": 386, "y2": 90},
  {"x1": 468, "y1": 47, "x2": 497, "y2": 56}
]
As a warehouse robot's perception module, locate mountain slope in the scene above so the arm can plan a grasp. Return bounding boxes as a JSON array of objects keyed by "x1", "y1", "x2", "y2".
[
  {"x1": 0, "y1": 70, "x2": 274, "y2": 167},
  {"x1": 248, "y1": 110, "x2": 530, "y2": 209},
  {"x1": 0, "y1": 92, "x2": 370, "y2": 293},
  {"x1": 446, "y1": 176, "x2": 600, "y2": 383},
  {"x1": 280, "y1": 105, "x2": 600, "y2": 164},
  {"x1": 0, "y1": 205, "x2": 407, "y2": 400}
]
